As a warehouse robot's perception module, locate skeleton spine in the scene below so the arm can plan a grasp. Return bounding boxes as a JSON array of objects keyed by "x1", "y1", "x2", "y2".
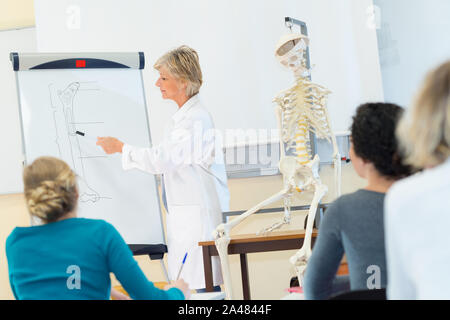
[{"x1": 294, "y1": 116, "x2": 311, "y2": 165}]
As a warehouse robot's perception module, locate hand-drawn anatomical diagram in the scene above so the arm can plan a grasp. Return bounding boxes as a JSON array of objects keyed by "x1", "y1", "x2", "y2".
[
  {"x1": 213, "y1": 33, "x2": 342, "y2": 299},
  {"x1": 49, "y1": 81, "x2": 109, "y2": 203}
]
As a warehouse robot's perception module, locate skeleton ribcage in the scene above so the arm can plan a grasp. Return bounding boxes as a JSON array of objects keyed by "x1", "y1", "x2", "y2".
[{"x1": 278, "y1": 78, "x2": 332, "y2": 165}]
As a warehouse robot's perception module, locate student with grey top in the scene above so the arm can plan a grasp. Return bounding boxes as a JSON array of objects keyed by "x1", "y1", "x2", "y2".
[{"x1": 303, "y1": 102, "x2": 414, "y2": 300}]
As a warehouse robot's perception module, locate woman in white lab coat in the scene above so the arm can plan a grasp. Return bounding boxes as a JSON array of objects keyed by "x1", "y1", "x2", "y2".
[{"x1": 97, "y1": 46, "x2": 229, "y2": 291}]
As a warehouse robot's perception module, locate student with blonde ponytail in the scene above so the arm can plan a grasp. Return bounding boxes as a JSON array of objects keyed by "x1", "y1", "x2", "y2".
[
  {"x1": 23, "y1": 156, "x2": 78, "y2": 223},
  {"x1": 385, "y1": 60, "x2": 450, "y2": 299},
  {"x1": 6, "y1": 156, "x2": 189, "y2": 300}
]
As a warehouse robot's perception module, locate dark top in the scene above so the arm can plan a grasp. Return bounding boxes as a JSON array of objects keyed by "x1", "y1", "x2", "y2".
[{"x1": 303, "y1": 189, "x2": 387, "y2": 299}]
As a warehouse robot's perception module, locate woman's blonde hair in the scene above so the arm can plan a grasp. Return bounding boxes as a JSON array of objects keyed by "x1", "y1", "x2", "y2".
[
  {"x1": 23, "y1": 156, "x2": 78, "y2": 223},
  {"x1": 396, "y1": 60, "x2": 450, "y2": 169},
  {"x1": 154, "y1": 45, "x2": 203, "y2": 98}
]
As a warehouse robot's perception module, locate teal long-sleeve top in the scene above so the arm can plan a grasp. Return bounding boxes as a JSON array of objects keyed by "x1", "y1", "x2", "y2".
[{"x1": 5, "y1": 218, "x2": 184, "y2": 300}]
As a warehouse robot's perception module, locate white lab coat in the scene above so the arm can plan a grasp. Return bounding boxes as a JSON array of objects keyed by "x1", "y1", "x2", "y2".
[{"x1": 121, "y1": 94, "x2": 229, "y2": 289}]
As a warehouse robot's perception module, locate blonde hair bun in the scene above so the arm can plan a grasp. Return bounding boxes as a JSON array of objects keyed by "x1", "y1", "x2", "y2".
[{"x1": 23, "y1": 157, "x2": 78, "y2": 223}]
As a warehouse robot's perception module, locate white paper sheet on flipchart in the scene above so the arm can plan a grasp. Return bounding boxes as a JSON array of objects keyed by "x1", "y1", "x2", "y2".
[{"x1": 16, "y1": 68, "x2": 165, "y2": 245}]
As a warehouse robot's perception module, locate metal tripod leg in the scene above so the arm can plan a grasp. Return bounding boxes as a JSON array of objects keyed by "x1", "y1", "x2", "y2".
[{"x1": 160, "y1": 259, "x2": 170, "y2": 283}]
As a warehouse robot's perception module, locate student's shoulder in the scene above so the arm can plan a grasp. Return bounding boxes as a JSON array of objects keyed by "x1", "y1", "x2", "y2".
[
  {"x1": 387, "y1": 175, "x2": 418, "y2": 204},
  {"x1": 75, "y1": 219, "x2": 124, "y2": 247},
  {"x1": 75, "y1": 218, "x2": 117, "y2": 233},
  {"x1": 334, "y1": 190, "x2": 362, "y2": 203},
  {"x1": 323, "y1": 190, "x2": 369, "y2": 221},
  {"x1": 5, "y1": 224, "x2": 41, "y2": 250},
  {"x1": 322, "y1": 194, "x2": 348, "y2": 222},
  {"x1": 327, "y1": 190, "x2": 364, "y2": 212},
  {"x1": 387, "y1": 163, "x2": 450, "y2": 207},
  {"x1": 5, "y1": 228, "x2": 20, "y2": 250}
]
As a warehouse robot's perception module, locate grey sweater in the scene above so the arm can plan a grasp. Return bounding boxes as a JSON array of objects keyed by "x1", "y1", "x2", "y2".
[{"x1": 303, "y1": 189, "x2": 387, "y2": 300}]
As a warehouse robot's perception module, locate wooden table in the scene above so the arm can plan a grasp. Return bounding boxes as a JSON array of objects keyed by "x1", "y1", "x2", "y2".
[{"x1": 198, "y1": 229, "x2": 318, "y2": 300}]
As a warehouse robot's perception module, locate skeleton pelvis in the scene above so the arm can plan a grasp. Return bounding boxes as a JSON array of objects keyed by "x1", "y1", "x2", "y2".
[
  {"x1": 279, "y1": 155, "x2": 324, "y2": 194},
  {"x1": 279, "y1": 156, "x2": 298, "y2": 178},
  {"x1": 279, "y1": 156, "x2": 307, "y2": 191}
]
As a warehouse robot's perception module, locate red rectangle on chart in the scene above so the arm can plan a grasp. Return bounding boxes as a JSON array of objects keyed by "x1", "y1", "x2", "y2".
[{"x1": 76, "y1": 60, "x2": 86, "y2": 68}]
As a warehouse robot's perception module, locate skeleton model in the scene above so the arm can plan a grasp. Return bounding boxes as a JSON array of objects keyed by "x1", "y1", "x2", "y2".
[{"x1": 213, "y1": 33, "x2": 342, "y2": 300}]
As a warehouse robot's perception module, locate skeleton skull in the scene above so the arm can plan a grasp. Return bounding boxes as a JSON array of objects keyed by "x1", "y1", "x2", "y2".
[{"x1": 275, "y1": 33, "x2": 309, "y2": 77}]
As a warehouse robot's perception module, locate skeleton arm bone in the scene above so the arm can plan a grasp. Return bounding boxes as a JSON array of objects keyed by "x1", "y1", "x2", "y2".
[
  {"x1": 215, "y1": 187, "x2": 291, "y2": 236},
  {"x1": 330, "y1": 134, "x2": 342, "y2": 197},
  {"x1": 305, "y1": 84, "x2": 341, "y2": 197},
  {"x1": 275, "y1": 105, "x2": 286, "y2": 159},
  {"x1": 323, "y1": 107, "x2": 342, "y2": 198},
  {"x1": 309, "y1": 117, "x2": 341, "y2": 197}
]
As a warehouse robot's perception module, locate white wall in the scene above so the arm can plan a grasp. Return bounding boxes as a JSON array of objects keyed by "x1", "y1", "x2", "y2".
[
  {"x1": 0, "y1": 0, "x2": 382, "y2": 195},
  {"x1": 0, "y1": 28, "x2": 36, "y2": 194},
  {"x1": 0, "y1": 0, "x2": 35, "y2": 31},
  {"x1": 374, "y1": 0, "x2": 450, "y2": 107},
  {"x1": 34, "y1": 0, "x2": 383, "y2": 142}
]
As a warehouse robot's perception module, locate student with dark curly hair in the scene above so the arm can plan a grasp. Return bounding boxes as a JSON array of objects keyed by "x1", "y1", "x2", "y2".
[{"x1": 303, "y1": 102, "x2": 413, "y2": 300}]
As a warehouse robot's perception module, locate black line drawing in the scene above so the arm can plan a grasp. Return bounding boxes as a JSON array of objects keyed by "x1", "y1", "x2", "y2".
[{"x1": 49, "y1": 81, "x2": 111, "y2": 203}]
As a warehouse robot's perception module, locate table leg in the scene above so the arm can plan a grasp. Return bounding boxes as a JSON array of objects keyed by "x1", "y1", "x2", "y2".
[
  {"x1": 202, "y1": 245, "x2": 214, "y2": 292},
  {"x1": 240, "y1": 253, "x2": 251, "y2": 300}
]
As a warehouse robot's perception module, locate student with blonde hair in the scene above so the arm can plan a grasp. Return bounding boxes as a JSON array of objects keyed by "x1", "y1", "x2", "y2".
[
  {"x1": 385, "y1": 60, "x2": 450, "y2": 299},
  {"x1": 6, "y1": 156, "x2": 189, "y2": 300}
]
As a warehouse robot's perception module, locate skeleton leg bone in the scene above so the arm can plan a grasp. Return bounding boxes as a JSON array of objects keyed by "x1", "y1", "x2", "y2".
[
  {"x1": 256, "y1": 193, "x2": 293, "y2": 235},
  {"x1": 255, "y1": 155, "x2": 302, "y2": 235},
  {"x1": 213, "y1": 187, "x2": 291, "y2": 300},
  {"x1": 289, "y1": 182, "x2": 327, "y2": 286},
  {"x1": 212, "y1": 233, "x2": 232, "y2": 299}
]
